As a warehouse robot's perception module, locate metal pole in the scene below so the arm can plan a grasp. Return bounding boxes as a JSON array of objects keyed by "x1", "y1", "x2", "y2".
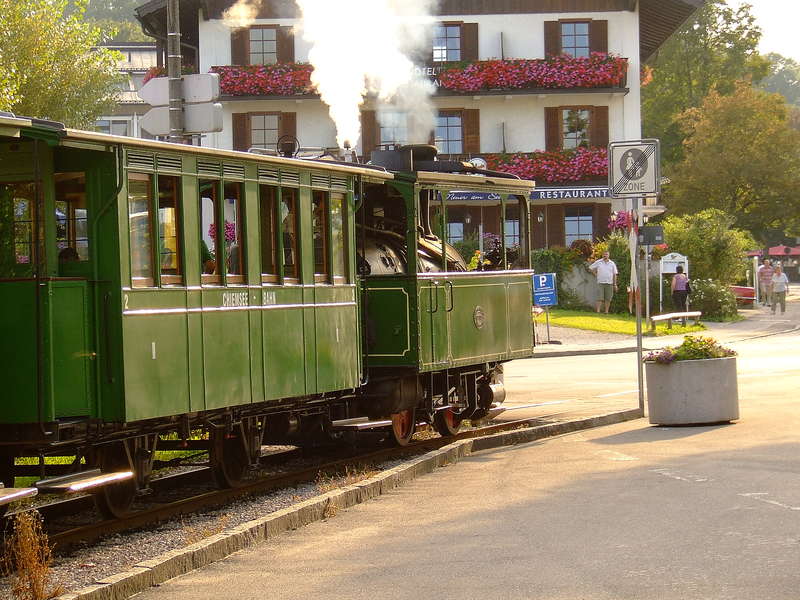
[
  {"x1": 545, "y1": 306, "x2": 551, "y2": 343},
  {"x1": 645, "y1": 246, "x2": 650, "y2": 324},
  {"x1": 167, "y1": 0, "x2": 184, "y2": 143},
  {"x1": 634, "y1": 199, "x2": 645, "y2": 415}
]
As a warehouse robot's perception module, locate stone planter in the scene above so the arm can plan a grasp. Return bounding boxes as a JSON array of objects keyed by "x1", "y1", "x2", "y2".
[{"x1": 645, "y1": 357, "x2": 739, "y2": 425}]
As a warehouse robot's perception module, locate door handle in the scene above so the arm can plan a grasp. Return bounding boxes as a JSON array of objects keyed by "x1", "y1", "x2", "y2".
[
  {"x1": 445, "y1": 281, "x2": 454, "y2": 312},
  {"x1": 428, "y1": 281, "x2": 440, "y2": 314}
]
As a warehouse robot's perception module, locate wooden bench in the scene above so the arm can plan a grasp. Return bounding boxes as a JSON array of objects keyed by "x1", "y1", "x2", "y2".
[{"x1": 650, "y1": 311, "x2": 702, "y2": 331}]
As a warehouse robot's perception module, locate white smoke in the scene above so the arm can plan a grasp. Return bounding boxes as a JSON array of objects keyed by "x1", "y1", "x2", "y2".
[
  {"x1": 222, "y1": 0, "x2": 259, "y2": 28},
  {"x1": 294, "y1": 0, "x2": 438, "y2": 149}
]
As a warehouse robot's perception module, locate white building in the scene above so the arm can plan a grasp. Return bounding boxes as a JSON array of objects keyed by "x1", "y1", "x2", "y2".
[{"x1": 136, "y1": 0, "x2": 703, "y2": 248}]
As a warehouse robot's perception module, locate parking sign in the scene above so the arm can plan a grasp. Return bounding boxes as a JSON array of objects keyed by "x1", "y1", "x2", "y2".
[{"x1": 533, "y1": 273, "x2": 558, "y2": 307}]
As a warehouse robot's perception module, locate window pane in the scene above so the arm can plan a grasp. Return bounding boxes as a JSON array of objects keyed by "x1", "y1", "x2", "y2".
[
  {"x1": 260, "y1": 185, "x2": 277, "y2": 275},
  {"x1": 0, "y1": 182, "x2": 37, "y2": 276},
  {"x1": 200, "y1": 180, "x2": 218, "y2": 278},
  {"x1": 330, "y1": 192, "x2": 347, "y2": 279},
  {"x1": 250, "y1": 113, "x2": 279, "y2": 149},
  {"x1": 128, "y1": 173, "x2": 153, "y2": 285},
  {"x1": 224, "y1": 182, "x2": 243, "y2": 276},
  {"x1": 280, "y1": 188, "x2": 299, "y2": 278},
  {"x1": 158, "y1": 175, "x2": 182, "y2": 280},
  {"x1": 575, "y1": 22, "x2": 589, "y2": 34},
  {"x1": 312, "y1": 191, "x2": 329, "y2": 277},
  {"x1": 55, "y1": 173, "x2": 89, "y2": 263}
]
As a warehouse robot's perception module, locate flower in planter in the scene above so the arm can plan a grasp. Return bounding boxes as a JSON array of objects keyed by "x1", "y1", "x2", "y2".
[{"x1": 644, "y1": 335, "x2": 736, "y2": 364}]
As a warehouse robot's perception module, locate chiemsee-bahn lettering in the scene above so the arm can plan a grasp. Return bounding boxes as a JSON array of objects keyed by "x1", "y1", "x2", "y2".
[{"x1": 222, "y1": 291, "x2": 249, "y2": 307}]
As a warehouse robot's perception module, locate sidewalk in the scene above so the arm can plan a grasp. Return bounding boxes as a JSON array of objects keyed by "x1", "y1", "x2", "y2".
[{"x1": 534, "y1": 291, "x2": 799, "y2": 358}]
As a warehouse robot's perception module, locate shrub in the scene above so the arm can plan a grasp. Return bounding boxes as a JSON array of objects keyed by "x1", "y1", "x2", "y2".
[
  {"x1": 644, "y1": 335, "x2": 736, "y2": 364},
  {"x1": 591, "y1": 231, "x2": 632, "y2": 313},
  {"x1": 569, "y1": 238, "x2": 593, "y2": 260},
  {"x1": 687, "y1": 278, "x2": 738, "y2": 320},
  {"x1": 531, "y1": 246, "x2": 580, "y2": 301}
]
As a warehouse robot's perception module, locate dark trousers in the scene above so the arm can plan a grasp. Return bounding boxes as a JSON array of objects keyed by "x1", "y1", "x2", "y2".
[{"x1": 672, "y1": 290, "x2": 688, "y2": 311}]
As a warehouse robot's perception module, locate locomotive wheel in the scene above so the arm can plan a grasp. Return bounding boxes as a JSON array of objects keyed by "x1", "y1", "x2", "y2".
[
  {"x1": 210, "y1": 428, "x2": 248, "y2": 488},
  {"x1": 93, "y1": 443, "x2": 137, "y2": 520},
  {"x1": 433, "y1": 408, "x2": 463, "y2": 437},
  {"x1": 390, "y1": 409, "x2": 416, "y2": 446}
]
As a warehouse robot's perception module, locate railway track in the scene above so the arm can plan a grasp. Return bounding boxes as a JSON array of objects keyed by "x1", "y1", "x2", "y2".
[{"x1": 3, "y1": 412, "x2": 563, "y2": 552}]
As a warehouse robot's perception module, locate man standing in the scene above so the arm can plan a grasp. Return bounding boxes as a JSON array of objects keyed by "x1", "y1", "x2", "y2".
[
  {"x1": 589, "y1": 251, "x2": 618, "y2": 313},
  {"x1": 757, "y1": 258, "x2": 774, "y2": 306}
]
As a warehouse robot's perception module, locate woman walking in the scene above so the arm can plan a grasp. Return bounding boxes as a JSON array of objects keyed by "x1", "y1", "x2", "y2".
[
  {"x1": 671, "y1": 265, "x2": 689, "y2": 311},
  {"x1": 771, "y1": 264, "x2": 790, "y2": 315}
]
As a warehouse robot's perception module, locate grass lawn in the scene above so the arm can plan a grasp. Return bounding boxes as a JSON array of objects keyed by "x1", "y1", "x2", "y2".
[{"x1": 536, "y1": 308, "x2": 707, "y2": 337}]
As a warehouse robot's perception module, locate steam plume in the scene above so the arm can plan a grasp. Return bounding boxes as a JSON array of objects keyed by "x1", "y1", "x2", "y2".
[
  {"x1": 222, "y1": 0, "x2": 259, "y2": 28},
  {"x1": 295, "y1": 0, "x2": 437, "y2": 149}
]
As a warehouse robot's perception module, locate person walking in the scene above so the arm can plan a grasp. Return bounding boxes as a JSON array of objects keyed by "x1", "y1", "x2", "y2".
[
  {"x1": 589, "y1": 251, "x2": 618, "y2": 314},
  {"x1": 771, "y1": 264, "x2": 790, "y2": 315},
  {"x1": 671, "y1": 265, "x2": 689, "y2": 311},
  {"x1": 757, "y1": 258, "x2": 774, "y2": 306}
]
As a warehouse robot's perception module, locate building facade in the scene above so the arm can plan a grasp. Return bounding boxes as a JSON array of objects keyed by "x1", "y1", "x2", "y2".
[{"x1": 136, "y1": 0, "x2": 703, "y2": 248}]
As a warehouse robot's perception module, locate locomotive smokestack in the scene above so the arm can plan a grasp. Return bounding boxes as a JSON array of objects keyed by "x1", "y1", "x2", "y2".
[{"x1": 343, "y1": 140, "x2": 356, "y2": 163}]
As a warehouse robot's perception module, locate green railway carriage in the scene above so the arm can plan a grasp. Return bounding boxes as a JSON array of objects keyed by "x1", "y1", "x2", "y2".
[{"x1": 0, "y1": 114, "x2": 535, "y2": 517}]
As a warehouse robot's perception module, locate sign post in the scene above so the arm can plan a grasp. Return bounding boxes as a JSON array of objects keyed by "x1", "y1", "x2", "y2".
[
  {"x1": 533, "y1": 273, "x2": 558, "y2": 344},
  {"x1": 658, "y1": 252, "x2": 689, "y2": 313},
  {"x1": 609, "y1": 139, "x2": 662, "y2": 416}
]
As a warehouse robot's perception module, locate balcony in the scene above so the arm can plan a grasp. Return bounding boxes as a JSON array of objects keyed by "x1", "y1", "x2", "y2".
[
  {"x1": 482, "y1": 147, "x2": 608, "y2": 185},
  {"x1": 210, "y1": 54, "x2": 628, "y2": 99}
]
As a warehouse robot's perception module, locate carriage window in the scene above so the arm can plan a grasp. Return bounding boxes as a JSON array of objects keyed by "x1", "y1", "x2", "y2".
[
  {"x1": 260, "y1": 185, "x2": 277, "y2": 282},
  {"x1": 280, "y1": 188, "x2": 299, "y2": 280},
  {"x1": 200, "y1": 179, "x2": 220, "y2": 285},
  {"x1": 445, "y1": 192, "x2": 504, "y2": 271},
  {"x1": 0, "y1": 182, "x2": 36, "y2": 277},
  {"x1": 223, "y1": 182, "x2": 244, "y2": 282},
  {"x1": 55, "y1": 173, "x2": 88, "y2": 263},
  {"x1": 312, "y1": 191, "x2": 329, "y2": 281},
  {"x1": 158, "y1": 175, "x2": 182, "y2": 284},
  {"x1": 128, "y1": 173, "x2": 154, "y2": 287},
  {"x1": 505, "y1": 197, "x2": 529, "y2": 269},
  {"x1": 330, "y1": 192, "x2": 347, "y2": 281}
]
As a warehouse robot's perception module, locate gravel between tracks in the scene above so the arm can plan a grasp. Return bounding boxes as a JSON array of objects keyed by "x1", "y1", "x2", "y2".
[{"x1": 0, "y1": 459, "x2": 405, "y2": 595}]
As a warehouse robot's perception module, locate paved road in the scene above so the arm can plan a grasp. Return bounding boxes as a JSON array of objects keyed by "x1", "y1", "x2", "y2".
[{"x1": 136, "y1": 305, "x2": 799, "y2": 600}]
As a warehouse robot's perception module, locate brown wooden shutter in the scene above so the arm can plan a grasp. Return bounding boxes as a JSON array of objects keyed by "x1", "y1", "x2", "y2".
[
  {"x1": 231, "y1": 28, "x2": 249, "y2": 65},
  {"x1": 589, "y1": 20, "x2": 608, "y2": 54},
  {"x1": 360, "y1": 110, "x2": 378, "y2": 161},
  {"x1": 593, "y1": 203, "x2": 611, "y2": 242},
  {"x1": 544, "y1": 107, "x2": 561, "y2": 152},
  {"x1": 461, "y1": 23, "x2": 479, "y2": 62},
  {"x1": 232, "y1": 113, "x2": 250, "y2": 151},
  {"x1": 590, "y1": 106, "x2": 609, "y2": 148},
  {"x1": 276, "y1": 26, "x2": 295, "y2": 63},
  {"x1": 463, "y1": 109, "x2": 480, "y2": 154},
  {"x1": 532, "y1": 206, "x2": 547, "y2": 249},
  {"x1": 278, "y1": 112, "x2": 297, "y2": 140},
  {"x1": 544, "y1": 21, "x2": 560, "y2": 57},
  {"x1": 546, "y1": 204, "x2": 565, "y2": 248}
]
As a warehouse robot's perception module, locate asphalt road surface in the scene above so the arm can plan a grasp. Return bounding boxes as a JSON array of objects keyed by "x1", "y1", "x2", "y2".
[{"x1": 135, "y1": 320, "x2": 799, "y2": 599}]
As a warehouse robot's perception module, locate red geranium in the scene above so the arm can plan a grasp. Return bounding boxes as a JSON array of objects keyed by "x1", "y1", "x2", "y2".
[{"x1": 486, "y1": 147, "x2": 608, "y2": 183}]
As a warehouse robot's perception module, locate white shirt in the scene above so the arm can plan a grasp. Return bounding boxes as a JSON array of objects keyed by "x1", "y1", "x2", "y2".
[
  {"x1": 771, "y1": 273, "x2": 789, "y2": 293},
  {"x1": 590, "y1": 258, "x2": 618, "y2": 284}
]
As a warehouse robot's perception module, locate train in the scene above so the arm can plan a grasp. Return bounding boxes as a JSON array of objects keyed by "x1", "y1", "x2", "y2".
[{"x1": 0, "y1": 113, "x2": 535, "y2": 518}]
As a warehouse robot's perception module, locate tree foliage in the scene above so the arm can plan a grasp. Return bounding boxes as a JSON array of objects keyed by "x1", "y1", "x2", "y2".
[
  {"x1": 759, "y1": 53, "x2": 800, "y2": 107},
  {"x1": 664, "y1": 82, "x2": 800, "y2": 240},
  {"x1": 0, "y1": 0, "x2": 122, "y2": 127},
  {"x1": 70, "y1": 0, "x2": 152, "y2": 42},
  {"x1": 662, "y1": 209, "x2": 756, "y2": 285},
  {"x1": 642, "y1": 0, "x2": 770, "y2": 165}
]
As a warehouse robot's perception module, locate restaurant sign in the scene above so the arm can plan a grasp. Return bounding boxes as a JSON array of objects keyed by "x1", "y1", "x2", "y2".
[{"x1": 532, "y1": 187, "x2": 610, "y2": 200}]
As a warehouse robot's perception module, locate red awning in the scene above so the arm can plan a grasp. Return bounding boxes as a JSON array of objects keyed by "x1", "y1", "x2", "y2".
[
  {"x1": 768, "y1": 245, "x2": 800, "y2": 256},
  {"x1": 746, "y1": 250, "x2": 762, "y2": 257}
]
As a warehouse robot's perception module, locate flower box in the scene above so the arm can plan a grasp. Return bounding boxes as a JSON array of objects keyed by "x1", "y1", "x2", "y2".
[
  {"x1": 486, "y1": 148, "x2": 608, "y2": 183},
  {"x1": 645, "y1": 357, "x2": 739, "y2": 425}
]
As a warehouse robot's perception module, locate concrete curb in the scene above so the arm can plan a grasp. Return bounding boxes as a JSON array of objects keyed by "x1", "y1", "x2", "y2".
[{"x1": 54, "y1": 408, "x2": 642, "y2": 600}]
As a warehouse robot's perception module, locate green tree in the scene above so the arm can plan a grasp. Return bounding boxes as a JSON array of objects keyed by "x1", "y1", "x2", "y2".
[
  {"x1": 662, "y1": 209, "x2": 756, "y2": 285},
  {"x1": 642, "y1": 0, "x2": 770, "y2": 165},
  {"x1": 759, "y1": 53, "x2": 800, "y2": 107},
  {"x1": 0, "y1": 0, "x2": 122, "y2": 128},
  {"x1": 91, "y1": 18, "x2": 152, "y2": 42},
  {"x1": 665, "y1": 82, "x2": 800, "y2": 240}
]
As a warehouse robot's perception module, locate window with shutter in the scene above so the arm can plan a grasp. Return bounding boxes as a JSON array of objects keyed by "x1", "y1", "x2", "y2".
[
  {"x1": 545, "y1": 106, "x2": 609, "y2": 151},
  {"x1": 433, "y1": 23, "x2": 462, "y2": 62},
  {"x1": 560, "y1": 22, "x2": 590, "y2": 58},
  {"x1": 250, "y1": 113, "x2": 280, "y2": 149},
  {"x1": 435, "y1": 111, "x2": 463, "y2": 154},
  {"x1": 249, "y1": 26, "x2": 278, "y2": 65}
]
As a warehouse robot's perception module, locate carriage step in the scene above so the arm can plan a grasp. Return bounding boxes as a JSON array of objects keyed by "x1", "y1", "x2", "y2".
[
  {"x1": 35, "y1": 469, "x2": 134, "y2": 494},
  {"x1": 0, "y1": 485, "x2": 38, "y2": 506},
  {"x1": 331, "y1": 417, "x2": 392, "y2": 430}
]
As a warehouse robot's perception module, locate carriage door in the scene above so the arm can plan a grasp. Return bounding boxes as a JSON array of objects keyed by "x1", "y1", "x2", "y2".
[
  {"x1": 419, "y1": 191, "x2": 449, "y2": 368},
  {"x1": 51, "y1": 172, "x2": 93, "y2": 418}
]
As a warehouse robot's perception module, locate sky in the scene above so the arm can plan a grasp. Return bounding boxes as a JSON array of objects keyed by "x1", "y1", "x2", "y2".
[{"x1": 728, "y1": 0, "x2": 800, "y2": 61}]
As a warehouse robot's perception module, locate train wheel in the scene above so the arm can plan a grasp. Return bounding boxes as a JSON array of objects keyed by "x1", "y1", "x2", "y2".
[
  {"x1": 93, "y1": 443, "x2": 137, "y2": 520},
  {"x1": 433, "y1": 408, "x2": 462, "y2": 437},
  {"x1": 210, "y1": 428, "x2": 248, "y2": 488},
  {"x1": 390, "y1": 409, "x2": 416, "y2": 446}
]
